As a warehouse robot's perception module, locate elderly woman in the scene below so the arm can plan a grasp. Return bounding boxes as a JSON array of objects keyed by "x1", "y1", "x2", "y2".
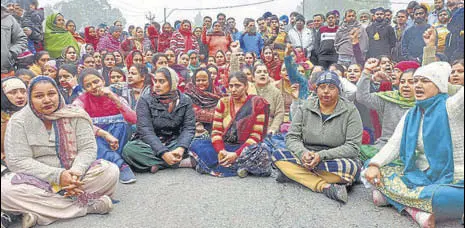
[
  {"x1": 185, "y1": 68, "x2": 222, "y2": 135},
  {"x1": 73, "y1": 69, "x2": 137, "y2": 184},
  {"x1": 44, "y1": 13, "x2": 80, "y2": 59},
  {"x1": 43, "y1": 60, "x2": 58, "y2": 82},
  {"x1": 357, "y1": 59, "x2": 419, "y2": 162},
  {"x1": 189, "y1": 72, "x2": 272, "y2": 178},
  {"x1": 364, "y1": 62, "x2": 464, "y2": 227},
  {"x1": 170, "y1": 20, "x2": 199, "y2": 56},
  {"x1": 1, "y1": 77, "x2": 27, "y2": 160},
  {"x1": 122, "y1": 67, "x2": 196, "y2": 173},
  {"x1": 96, "y1": 26, "x2": 122, "y2": 53},
  {"x1": 274, "y1": 71, "x2": 363, "y2": 204},
  {"x1": 57, "y1": 64, "x2": 84, "y2": 104},
  {"x1": 1, "y1": 76, "x2": 119, "y2": 227}
]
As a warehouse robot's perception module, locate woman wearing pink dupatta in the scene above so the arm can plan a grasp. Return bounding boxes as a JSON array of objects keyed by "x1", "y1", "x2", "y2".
[{"x1": 2, "y1": 76, "x2": 118, "y2": 227}]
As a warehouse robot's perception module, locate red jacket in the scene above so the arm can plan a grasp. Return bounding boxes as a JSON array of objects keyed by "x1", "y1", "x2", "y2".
[{"x1": 202, "y1": 28, "x2": 232, "y2": 57}]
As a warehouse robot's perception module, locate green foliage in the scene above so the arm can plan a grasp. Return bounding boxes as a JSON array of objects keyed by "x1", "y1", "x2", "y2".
[
  {"x1": 298, "y1": 0, "x2": 391, "y2": 19},
  {"x1": 51, "y1": 0, "x2": 126, "y2": 32}
]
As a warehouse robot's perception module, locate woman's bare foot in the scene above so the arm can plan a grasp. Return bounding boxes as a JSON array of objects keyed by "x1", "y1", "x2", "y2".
[{"x1": 405, "y1": 207, "x2": 435, "y2": 228}]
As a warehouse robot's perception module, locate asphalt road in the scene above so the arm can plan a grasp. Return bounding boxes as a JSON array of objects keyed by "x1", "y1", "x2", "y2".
[{"x1": 10, "y1": 169, "x2": 462, "y2": 228}]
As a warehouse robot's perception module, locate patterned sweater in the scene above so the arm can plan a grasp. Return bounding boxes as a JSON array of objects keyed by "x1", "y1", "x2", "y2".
[
  {"x1": 169, "y1": 31, "x2": 199, "y2": 56},
  {"x1": 211, "y1": 96, "x2": 267, "y2": 156}
]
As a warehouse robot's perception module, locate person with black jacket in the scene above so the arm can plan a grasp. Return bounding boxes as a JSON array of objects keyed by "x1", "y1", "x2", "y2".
[{"x1": 366, "y1": 8, "x2": 397, "y2": 58}]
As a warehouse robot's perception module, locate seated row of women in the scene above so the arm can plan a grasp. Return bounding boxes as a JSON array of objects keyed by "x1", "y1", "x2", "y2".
[{"x1": 1, "y1": 47, "x2": 463, "y2": 227}]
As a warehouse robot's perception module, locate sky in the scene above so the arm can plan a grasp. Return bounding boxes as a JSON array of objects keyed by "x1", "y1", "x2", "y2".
[{"x1": 39, "y1": 0, "x2": 434, "y2": 29}]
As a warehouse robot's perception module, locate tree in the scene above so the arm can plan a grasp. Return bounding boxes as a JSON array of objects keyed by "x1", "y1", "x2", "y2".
[
  {"x1": 299, "y1": 0, "x2": 391, "y2": 20},
  {"x1": 52, "y1": 0, "x2": 126, "y2": 32}
]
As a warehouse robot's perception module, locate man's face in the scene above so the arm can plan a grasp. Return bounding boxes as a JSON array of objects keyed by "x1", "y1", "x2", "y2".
[
  {"x1": 218, "y1": 15, "x2": 226, "y2": 25},
  {"x1": 6, "y1": 3, "x2": 14, "y2": 13},
  {"x1": 438, "y1": 11, "x2": 450, "y2": 24},
  {"x1": 396, "y1": 12, "x2": 408, "y2": 25},
  {"x1": 385, "y1": 11, "x2": 392, "y2": 21},
  {"x1": 307, "y1": 22, "x2": 314, "y2": 29},
  {"x1": 296, "y1": 20, "x2": 304, "y2": 30},
  {"x1": 407, "y1": 7, "x2": 415, "y2": 18},
  {"x1": 375, "y1": 10, "x2": 385, "y2": 22},
  {"x1": 257, "y1": 19, "x2": 266, "y2": 31},
  {"x1": 327, "y1": 15, "x2": 336, "y2": 26},
  {"x1": 204, "y1": 18, "x2": 212, "y2": 29},
  {"x1": 414, "y1": 8, "x2": 427, "y2": 24},
  {"x1": 271, "y1": 19, "x2": 279, "y2": 29},
  {"x1": 360, "y1": 14, "x2": 370, "y2": 23},
  {"x1": 435, "y1": 0, "x2": 445, "y2": 10},
  {"x1": 279, "y1": 21, "x2": 285, "y2": 31},
  {"x1": 227, "y1": 19, "x2": 236, "y2": 29},
  {"x1": 313, "y1": 16, "x2": 323, "y2": 28},
  {"x1": 346, "y1": 12, "x2": 356, "y2": 24}
]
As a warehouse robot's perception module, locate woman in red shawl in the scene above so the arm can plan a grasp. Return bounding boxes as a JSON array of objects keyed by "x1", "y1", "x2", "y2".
[
  {"x1": 146, "y1": 25, "x2": 159, "y2": 51},
  {"x1": 158, "y1": 23, "x2": 173, "y2": 53},
  {"x1": 262, "y1": 45, "x2": 282, "y2": 81},
  {"x1": 84, "y1": 26, "x2": 99, "y2": 51},
  {"x1": 170, "y1": 20, "x2": 199, "y2": 56}
]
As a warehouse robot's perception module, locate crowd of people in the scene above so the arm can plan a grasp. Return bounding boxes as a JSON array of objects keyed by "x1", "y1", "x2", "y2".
[{"x1": 1, "y1": 0, "x2": 464, "y2": 227}]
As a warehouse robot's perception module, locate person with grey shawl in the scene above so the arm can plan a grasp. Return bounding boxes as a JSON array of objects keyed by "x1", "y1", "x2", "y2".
[{"x1": 335, "y1": 9, "x2": 369, "y2": 67}]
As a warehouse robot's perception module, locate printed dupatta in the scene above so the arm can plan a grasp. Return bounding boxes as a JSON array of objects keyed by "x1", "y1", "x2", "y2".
[{"x1": 223, "y1": 95, "x2": 270, "y2": 146}]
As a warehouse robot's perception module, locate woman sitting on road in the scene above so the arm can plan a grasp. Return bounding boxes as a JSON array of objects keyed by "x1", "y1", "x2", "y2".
[
  {"x1": 274, "y1": 71, "x2": 363, "y2": 204},
  {"x1": 73, "y1": 69, "x2": 137, "y2": 184},
  {"x1": 364, "y1": 62, "x2": 464, "y2": 228},
  {"x1": 122, "y1": 67, "x2": 196, "y2": 173},
  {"x1": 189, "y1": 72, "x2": 272, "y2": 178},
  {"x1": 2, "y1": 76, "x2": 119, "y2": 228}
]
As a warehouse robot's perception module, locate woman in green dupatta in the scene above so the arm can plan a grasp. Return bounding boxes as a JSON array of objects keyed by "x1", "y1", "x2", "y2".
[
  {"x1": 44, "y1": 13, "x2": 80, "y2": 59},
  {"x1": 355, "y1": 59, "x2": 418, "y2": 163}
]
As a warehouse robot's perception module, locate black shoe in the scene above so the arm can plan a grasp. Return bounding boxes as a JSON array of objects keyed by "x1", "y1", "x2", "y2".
[
  {"x1": 275, "y1": 170, "x2": 292, "y2": 183},
  {"x1": 323, "y1": 184, "x2": 348, "y2": 204},
  {"x1": 1, "y1": 211, "x2": 12, "y2": 228}
]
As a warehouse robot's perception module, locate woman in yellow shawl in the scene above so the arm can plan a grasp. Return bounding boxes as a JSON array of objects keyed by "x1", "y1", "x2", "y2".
[{"x1": 44, "y1": 13, "x2": 80, "y2": 59}]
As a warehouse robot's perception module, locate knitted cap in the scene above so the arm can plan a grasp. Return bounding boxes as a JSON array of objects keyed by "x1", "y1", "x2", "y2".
[
  {"x1": 316, "y1": 71, "x2": 342, "y2": 93},
  {"x1": 413, "y1": 62, "x2": 451, "y2": 93}
]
